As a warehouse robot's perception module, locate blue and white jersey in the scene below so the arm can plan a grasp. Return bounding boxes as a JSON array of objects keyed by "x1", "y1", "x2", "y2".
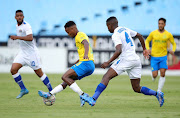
[
  {"x1": 112, "y1": 26, "x2": 139, "y2": 60},
  {"x1": 16, "y1": 21, "x2": 38, "y2": 55}
]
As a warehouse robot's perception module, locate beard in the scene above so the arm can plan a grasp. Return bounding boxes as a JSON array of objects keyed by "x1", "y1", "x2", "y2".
[
  {"x1": 17, "y1": 20, "x2": 23, "y2": 25},
  {"x1": 159, "y1": 27, "x2": 164, "y2": 31}
]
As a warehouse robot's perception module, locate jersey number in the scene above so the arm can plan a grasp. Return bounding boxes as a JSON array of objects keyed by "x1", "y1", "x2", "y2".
[{"x1": 125, "y1": 32, "x2": 133, "y2": 46}]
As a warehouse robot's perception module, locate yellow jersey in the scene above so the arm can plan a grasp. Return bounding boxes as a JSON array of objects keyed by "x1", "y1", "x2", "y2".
[
  {"x1": 75, "y1": 32, "x2": 94, "y2": 61},
  {"x1": 145, "y1": 30, "x2": 176, "y2": 57}
]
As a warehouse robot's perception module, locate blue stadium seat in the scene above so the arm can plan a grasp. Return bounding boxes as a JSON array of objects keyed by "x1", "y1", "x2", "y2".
[{"x1": 0, "y1": 0, "x2": 179, "y2": 42}]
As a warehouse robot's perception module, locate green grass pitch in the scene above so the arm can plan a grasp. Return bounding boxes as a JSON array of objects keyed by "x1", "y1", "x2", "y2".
[{"x1": 0, "y1": 73, "x2": 180, "y2": 118}]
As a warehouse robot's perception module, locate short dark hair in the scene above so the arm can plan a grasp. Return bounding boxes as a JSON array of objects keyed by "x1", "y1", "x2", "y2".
[
  {"x1": 106, "y1": 16, "x2": 117, "y2": 22},
  {"x1": 159, "y1": 18, "x2": 166, "y2": 23},
  {"x1": 64, "y1": 21, "x2": 76, "y2": 28},
  {"x1": 16, "y1": 10, "x2": 23, "y2": 14}
]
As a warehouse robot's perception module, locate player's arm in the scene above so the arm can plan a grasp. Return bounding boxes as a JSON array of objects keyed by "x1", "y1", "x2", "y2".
[
  {"x1": 101, "y1": 44, "x2": 122, "y2": 69},
  {"x1": 82, "y1": 39, "x2": 89, "y2": 60},
  {"x1": 74, "y1": 60, "x2": 79, "y2": 64},
  {"x1": 10, "y1": 24, "x2": 33, "y2": 41},
  {"x1": 145, "y1": 32, "x2": 153, "y2": 54},
  {"x1": 135, "y1": 33, "x2": 150, "y2": 59},
  {"x1": 10, "y1": 34, "x2": 33, "y2": 41},
  {"x1": 168, "y1": 33, "x2": 176, "y2": 55}
]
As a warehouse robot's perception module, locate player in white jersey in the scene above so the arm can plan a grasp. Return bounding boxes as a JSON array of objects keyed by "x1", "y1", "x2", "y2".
[
  {"x1": 10, "y1": 10, "x2": 53, "y2": 99},
  {"x1": 81, "y1": 16, "x2": 164, "y2": 107}
]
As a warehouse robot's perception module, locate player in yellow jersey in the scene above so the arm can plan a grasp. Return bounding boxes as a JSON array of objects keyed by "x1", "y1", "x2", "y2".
[
  {"x1": 38, "y1": 21, "x2": 95, "y2": 107},
  {"x1": 145, "y1": 18, "x2": 176, "y2": 92}
]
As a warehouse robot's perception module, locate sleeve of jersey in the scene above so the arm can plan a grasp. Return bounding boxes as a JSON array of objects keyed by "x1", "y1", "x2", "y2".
[
  {"x1": 169, "y1": 33, "x2": 176, "y2": 52},
  {"x1": 126, "y1": 28, "x2": 137, "y2": 37},
  {"x1": 77, "y1": 33, "x2": 88, "y2": 43},
  {"x1": 24, "y1": 24, "x2": 33, "y2": 35},
  {"x1": 112, "y1": 33, "x2": 122, "y2": 47},
  {"x1": 145, "y1": 32, "x2": 153, "y2": 50}
]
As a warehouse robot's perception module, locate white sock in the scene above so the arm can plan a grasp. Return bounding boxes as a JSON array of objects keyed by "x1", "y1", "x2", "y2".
[
  {"x1": 50, "y1": 84, "x2": 63, "y2": 95},
  {"x1": 157, "y1": 76, "x2": 166, "y2": 92},
  {"x1": 69, "y1": 82, "x2": 83, "y2": 96},
  {"x1": 40, "y1": 74, "x2": 46, "y2": 81},
  {"x1": 12, "y1": 73, "x2": 20, "y2": 78}
]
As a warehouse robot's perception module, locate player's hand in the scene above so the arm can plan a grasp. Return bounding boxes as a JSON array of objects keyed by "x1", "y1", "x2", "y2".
[
  {"x1": 147, "y1": 49, "x2": 151, "y2": 54},
  {"x1": 83, "y1": 54, "x2": 89, "y2": 60},
  {"x1": 143, "y1": 49, "x2": 150, "y2": 59},
  {"x1": 169, "y1": 50, "x2": 174, "y2": 55},
  {"x1": 10, "y1": 35, "x2": 18, "y2": 40},
  {"x1": 101, "y1": 62, "x2": 110, "y2": 69}
]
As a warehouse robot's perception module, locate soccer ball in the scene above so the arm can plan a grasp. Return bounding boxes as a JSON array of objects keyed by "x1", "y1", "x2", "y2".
[{"x1": 43, "y1": 95, "x2": 56, "y2": 106}]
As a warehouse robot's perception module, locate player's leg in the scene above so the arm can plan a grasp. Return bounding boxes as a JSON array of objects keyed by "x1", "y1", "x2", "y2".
[
  {"x1": 150, "y1": 56, "x2": 159, "y2": 81},
  {"x1": 92, "y1": 67, "x2": 118, "y2": 99},
  {"x1": 130, "y1": 78, "x2": 164, "y2": 107},
  {"x1": 34, "y1": 68, "x2": 53, "y2": 92},
  {"x1": 41, "y1": 61, "x2": 88, "y2": 93},
  {"x1": 11, "y1": 53, "x2": 29, "y2": 99},
  {"x1": 152, "y1": 71, "x2": 158, "y2": 81},
  {"x1": 81, "y1": 59, "x2": 123, "y2": 106},
  {"x1": 11, "y1": 63, "x2": 28, "y2": 92},
  {"x1": 81, "y1": 67, "x2": 118, "y2": 106},
  {"x1": 130, "y1": 79, "x2": 156, "y2": 95},
  {"x1": 157, "y1": 56, "x2": 168, "y2": 92},
  {"x1": 62, "y1": 68, "x2": 91, "y2": 107},
  {"x1": 38, "y1": 70, "x2": 81, "y2": 104},
  {"x1": 39, "y1": 61, "x2": 94, "y2": 106},
  {"x1": 50, "y1": 82, "x2": 67, "y2": 95},
  {"x1": 11, "y1": 63, "x2": 23, "y2": 86},
  {"x1": 157, "y1": 68, "x2": 166, "y2": 92},
  {"x1": 63, "y1": 61, "x2": 95, "y2": 95},
  {"x1": 27, "y1": 52, "x2": 53, "y2": 92},
  {"x1": 62, "y1": 69, "x2": 84, "y2": 95},
  {"x1": 65, "y1": 61, "x2": 95, "y2": 106},
  {"x1": 129, "y1": 60, "x2": 164, "y2": 107},
  {"x1": 38, "y1": 81, "x2": 68, "y2": 98},
  {"x1": 38, "y1": 69, "x2": 79, "y2": 98},
  {"x1": 129, "y1": 60, "x2": 157, "y2": 95}
]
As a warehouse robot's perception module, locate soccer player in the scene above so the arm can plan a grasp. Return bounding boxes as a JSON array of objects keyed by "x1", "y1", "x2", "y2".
[
  {"x1": 81, "y1": 16, "x2": 164, "y2": 107},
  {"x1": 145, "y1": 18, "x2": 176, "y2": 92},
  {"x1": 10, "y1": 10, "x2": 53, "y2": 99},
  {"x1": 38, "y1": 21, "x2": 95, "y2": 107}
]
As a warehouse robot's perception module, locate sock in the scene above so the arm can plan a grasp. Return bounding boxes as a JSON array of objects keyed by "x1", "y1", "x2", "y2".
[
  {"x1": 141, "y1": 86, "x2": 156, "y2": 96},
  {"x1": 40, "y1": 74, "x2": 52, "y2": 92},
  {"x1": 157, "y1": 76, "x2": 165, "y2": 92},
  {"x1": 50, "y1": 84, "x2": 63, "y2": 95},
  {"x1": 92, "y1": 83, "x2": 106, "y2": 100},
  {"x1": 69, "y1": 82, "x2": 83, "y2": 96},
  {"x1": 12, "y1": 73, "x2": 26, "y2": 90}
]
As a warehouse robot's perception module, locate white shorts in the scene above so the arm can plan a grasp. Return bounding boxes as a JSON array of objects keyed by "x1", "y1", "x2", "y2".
[
  {"x1": 13, "y1": 52, "x2": 42, "y2": 70},
  {"x1": 111, "y1": 58, "x2": 142, "y2": 79}
]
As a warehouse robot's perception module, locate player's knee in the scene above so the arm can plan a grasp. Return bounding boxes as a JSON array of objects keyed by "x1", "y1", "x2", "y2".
[
  {"x1": 35, "y1": 70, "x2": 44, "y2": 78},
  {"x1": 161, "y1": 73, "x2": 165, "y2": 77},
  {"x1": 61, "y1": 76, "x2": 65, "y2": 81},
  {"x1": 160, "y1": 73, "x2": 165, "y2": 77},
  {"x1": 10, "y1": 68, "x2": 18, "y2": 75},
  {"x1": 61, "y1": 75, "x2": 67, "y2": 82},
  {"x1": 152, "y1": 74, "x2": 158, "y2": 79}
]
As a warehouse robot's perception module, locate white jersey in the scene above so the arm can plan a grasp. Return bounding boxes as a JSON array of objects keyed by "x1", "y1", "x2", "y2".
[
  {"x1": 16, "y1": 21, "x2": 38, "y2": 55},
  {"x1": 112, "y1": 26, "x2": 139, "y2": 60}
]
